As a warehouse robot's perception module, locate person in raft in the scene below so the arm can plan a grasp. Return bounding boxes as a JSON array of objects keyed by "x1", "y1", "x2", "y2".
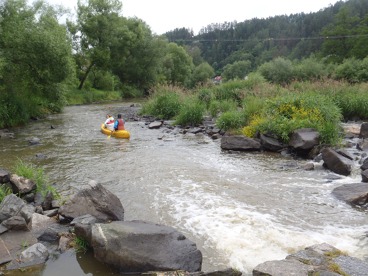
[
  {"x1": 114, "y1": 113, "x2": 125, "y2": 131},
  {"x1": 104, "y1": 114, "x2": 115, "y2": 131}
]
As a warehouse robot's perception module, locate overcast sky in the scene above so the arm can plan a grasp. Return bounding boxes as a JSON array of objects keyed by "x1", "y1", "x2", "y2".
[{"x1": 47, "y1": 0, "x2": 342, "y2": 35}]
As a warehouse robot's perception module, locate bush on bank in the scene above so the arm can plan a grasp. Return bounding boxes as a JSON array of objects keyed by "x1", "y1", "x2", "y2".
[{"x1": 141, "y1": 78, "x2": 368, "y2": 147}]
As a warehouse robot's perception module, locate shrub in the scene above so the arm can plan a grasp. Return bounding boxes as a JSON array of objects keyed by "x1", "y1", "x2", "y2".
[
  {"x1": 140, "y1": 85, "x2": 183, "y2": 119},
  {"x1": 208, "y1": 100, "x2": 238, "y2": 118},
  {"x1": 242, "y1": 93, "x2": 342, "y2": 145},
  {"x1": 174, "y1": 97, "x2": 205, "y2": 126},
  {"x1": 0, "y1": 185, "x2": 12, "y2": 203},
  {"x1": 258, "y1": 57, "x2": 294, "y2": 85},
  {"x1": 294, "y1": 57, "x2": 327, "y2": 81},
  {"x1": 216, "y1": 110, "x2": 245, "y2": 131}
]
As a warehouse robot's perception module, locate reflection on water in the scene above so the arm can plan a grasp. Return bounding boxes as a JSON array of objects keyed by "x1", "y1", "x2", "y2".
[{"x1": 0, "y1": 102, "x2": 367, "y2": 275}]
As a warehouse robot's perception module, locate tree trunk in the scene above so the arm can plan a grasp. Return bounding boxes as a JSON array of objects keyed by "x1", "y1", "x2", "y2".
[{"x1": 78, "y1": 63, "x2": 95, "y2": 90}]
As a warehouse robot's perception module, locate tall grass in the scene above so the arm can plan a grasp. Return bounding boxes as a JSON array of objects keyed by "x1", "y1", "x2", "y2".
[
  {"x1": 140, "y1": 85, "x2": 184, "y2": 119},
  {"x1": 0, "y1": 185, "x2": 12, "y2": 203},
  {"x1": 174, "y1": 97, "x2": 205, "y2": 126},
  {"x1": 14, "y1": 160, "x2": 59, "y2": 198}
]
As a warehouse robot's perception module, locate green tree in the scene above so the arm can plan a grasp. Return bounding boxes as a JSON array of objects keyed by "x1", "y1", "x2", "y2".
[
  {"x1": 191, "y1": 62, "x2": 215, "y2": 87},
  {"x1": 0, "y1": 0, "x2": 75, "y2": 127},
  {"x1": 74, "y1": 0, "x2": 122, "y2": 89},
  {"x1": 161, "y1": 43, "x2": 194, "y2": 87},
  {"x1": 321, "y1": 7, "x2": 361, "y2": 63},
  {"x1": 222, "y1": 60, "x2": 252, "y2": 81}
]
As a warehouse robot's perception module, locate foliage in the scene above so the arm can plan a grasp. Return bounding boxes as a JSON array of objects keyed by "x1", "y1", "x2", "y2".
[
  {"x1": 258, "y1": 57, "x2": 294, "y2": 85},
  {"x1": 242, "y1": 93, "x2": 342, "y2": 145},
  {"x1": 191, "y1": 62, "x2": 215, "y2": 87},
  {"x1": 216, "y1": 111, "x2": 245, "y2": 131},
  {"x1": 222, "y1": 60, "x2": 252, "y2": 81},
  {"x1": 14, "y1": 160, "x2": 59, "y2": 198},
  {"x1": 0, "y1": 0, "x2": 75, "y2": 127},
  {"x1": 334, "y1": 57, "x2": 368, "y2": 83},
  {"x1": 160, "y1": 43, "x2": 194, "y2": 87},
  {"x1": 72, "y1": 235, "x2": 89, "y2": 253},
  {"x1": 140, "y1": 86, "x2": 183, "y2": 119},
  {"x1": 0, "y1": 185, "x2": 12, "y2": 203},
  {"x1": 174, "y1": 97, "x2": 205, "y2": 126},
  {"x1": 212, "y1": 80, "x2": 249, "y2": 103},
  {"x1": 208, "y1": 100, "x2": 238, "y2": 118}
]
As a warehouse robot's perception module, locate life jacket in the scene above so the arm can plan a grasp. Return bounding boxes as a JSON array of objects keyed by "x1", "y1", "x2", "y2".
[
  {"x1": 106, "y1": 118, "x2": 114, "y2": 124},
  {"x1": 117, "y1": 118, "x2": 125, "y2": 130}
]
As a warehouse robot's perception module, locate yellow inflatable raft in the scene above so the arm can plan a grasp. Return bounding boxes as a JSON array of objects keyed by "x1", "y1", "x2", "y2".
[{"x1": 100, "y1": 123, "x2": 130, "y2": 139}]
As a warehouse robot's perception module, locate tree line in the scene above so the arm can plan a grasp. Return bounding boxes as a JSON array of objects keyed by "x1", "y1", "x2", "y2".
[{"x1": 0, "y1": 0, "x2": 367, "y2": 128}]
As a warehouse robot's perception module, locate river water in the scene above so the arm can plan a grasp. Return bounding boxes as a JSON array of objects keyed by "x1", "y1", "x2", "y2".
[{"x1": 0, "y1": 102, "x2": 367, "y2": 276}]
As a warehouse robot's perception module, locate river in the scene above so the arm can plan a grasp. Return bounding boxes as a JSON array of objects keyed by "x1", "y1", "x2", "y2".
[{"x1": 0, "y1": 102, "x2": 367, "y2": 276}]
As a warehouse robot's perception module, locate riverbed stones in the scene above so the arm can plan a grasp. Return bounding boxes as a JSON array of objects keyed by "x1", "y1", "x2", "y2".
[
  {"x1": 254, "y1": 243, "x2": 368, "y2": 276},
  {"x1": 0, "y1": 169, "x2": 10, "y2": 184},
  {"x1": 221, "y1": 135, "x2": 261, "y2": 151},
  {"x1": 9, "y1": 174, "x2": 36, "y2": 195},
  {"x1": 89, "y1": 220, "x2": 202, "y2": 273},
  {"x1": 0, "y1": 194, "x2": 26, "y2": 222},
  {"x1": 331, "y1": 183, "x2": 368, "y2": 207},
  {"x1": 289, "y1": 128, "x2": 320, "y2": 152},
  {"x1": 58, "y1": 182, "x2": 124, "y2": 222},
  {"x1": 321, "y1": 148, "x2": 353, "y2": 176},
  {"x1": 148, "y1": 121, "x2": 163, "y2": 129},
  {"x1": 6, "y1": 243, "x2": 49, "y2": 270}
]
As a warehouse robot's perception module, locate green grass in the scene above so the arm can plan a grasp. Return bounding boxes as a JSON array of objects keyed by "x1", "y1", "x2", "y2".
[{"x1": 14, "y1": 160, "x2": 59, "y2": 199}]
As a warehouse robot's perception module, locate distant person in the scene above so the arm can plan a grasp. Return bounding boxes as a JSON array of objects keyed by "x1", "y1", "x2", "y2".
[
  {"x1": 104, "y1": 114, "x2": 115, "y2": 131},
  {"x1": 114, "y1": 113, "x2": 125, "y2": 130}
]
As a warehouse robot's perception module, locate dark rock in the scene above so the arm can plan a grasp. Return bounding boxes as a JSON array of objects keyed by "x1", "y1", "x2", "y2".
[
  {"x1": 89, "y1": 220, "x2": 202, "y2": 273},
  {"x1": 58, "y1": 181, "x2": 124, "y2": 222},
  {"x1": 332, "y1": 183, "x2": 368, "y2": 207},
  {"x1": 221, "y1": 136, "x2": 261, "y2": 151},
  {"x1": 359, "y1": 122, "x2": 368, "y2": 138},
  {"x1": 0, "y1": 194, "x2": 26, "y2": 222},
  {"x1": 362, "y1": 169, "x2": 368, "y2": 183},
  {"x1": 0, "y1": 169, "x2": 10, "y2": 184},
  {"x1": 289, "y1": 128, "x2": 320, "y2": 151},
  {"x1": 1, "y1": 216, "x2": 29, "y2": 231},
  {"x1": 6, "y1": 243, "x2": 49, "y2": 270},
  {"x1": 9, "y1": 174, "x2": 36, "y2": 195},
  {"x1": 360, "y1": 158, "x2": 368, "y2": 171},
  {"x1": 260, "y1": 134, "x2": 286, "y2": 152},
  {"x1": 73, "y1": 214, "x2": 97, "y2": 245},
  {"x1": 322, "y1": 148, "x2": 353, "y2": 176}
]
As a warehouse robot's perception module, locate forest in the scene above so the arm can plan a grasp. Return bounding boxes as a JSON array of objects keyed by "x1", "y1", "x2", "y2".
[{"x1": 0, "y1": 0, "x2": 367, "y2": 129}]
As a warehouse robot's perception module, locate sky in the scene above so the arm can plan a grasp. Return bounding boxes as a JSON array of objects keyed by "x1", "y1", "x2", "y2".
[{"x1": 47, "y1": 0, "x2": 342, "y2": 35}]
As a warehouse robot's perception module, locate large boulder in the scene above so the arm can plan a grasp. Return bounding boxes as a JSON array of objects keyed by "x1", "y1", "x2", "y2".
[
  {"x1": 58, "y1": 182, "x2": 124, "y2": 222},
  {"x1": 289, "y1": 128, "x2": 320, "y2": 151},
  {"x1": 0, "y1": 194, "x2": 26, "y2": 222},
  {"x1": 260, "y1": 134, "x2": 287, "y2": 152},
  {"x1": 321, "y1": 148, "x2": 353, "y2": 176},
  {"x1": 331, "y1": 183, "x2": 368, "y2": 207},
  {"x1": 89, "y1": 220, "x2": 202, "y2": 273},
  {"x1": 9, "y1": 174, "x2": 36, "y2": 195},
  {"x1": 221, "y1": 136, "x2": 261, "y2": 151},
  {"x1": 6, "y1": 243, "x2": 49, "y2": 270}
]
